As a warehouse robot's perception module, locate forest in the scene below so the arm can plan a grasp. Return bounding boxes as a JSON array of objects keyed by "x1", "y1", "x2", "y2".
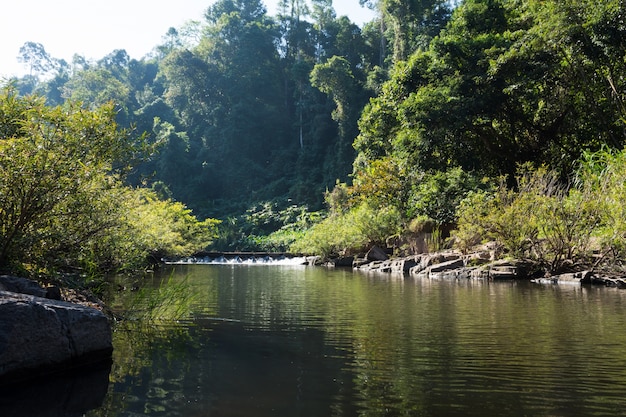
[{"x1": 2, "y1": 0, "x2": 626, "y2": 279}]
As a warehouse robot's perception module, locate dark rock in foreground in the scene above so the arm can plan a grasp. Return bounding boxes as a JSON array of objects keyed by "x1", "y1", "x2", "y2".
[
  {"x1": 0, "y1": 287, "x2": 113, "y2": 385},
  {"x1": 0, "y1": 274, "x2": 49, "y2": 298}
]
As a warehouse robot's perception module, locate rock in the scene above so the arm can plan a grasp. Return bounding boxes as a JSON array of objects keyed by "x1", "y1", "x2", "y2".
[
  {"x1": 487, "y1": 260, "x2": 519, "y2": 280},
  {"x1": 428, "y1": 258, "x2": 465, "y2": 273},
  {"x1": 365, "y1": 245, "x2": 389, "y2": 262},
  {"x1": 355, "y1": 255, "x2": 420, "y2": 274},
  {"x1": 407, "y1": 255, "x2": 429, "y2": 275},
  {"x1": 0, "y1": 291, "x2": 113, "y2": 384},
  {"x1": 304, "y1": 256, "x2": 321, "y2": 266},
  {"x1": 376, "y1": 261, "x2": 393, "y2": 273},
  {"x1": 463, "y1": 250, "x2": 493, "y2": 265},
  {"x1": 424, "y1": 252, "x2": 462, "y2": 266},
  {"x1": 45, "y1": 285, "x2": 62, "y2": 300},
  {"x1": 409, "y1": 257, "x2": 466, "y2": 278},
  {"x1": 581, "y1": 273, "x2": 626, "y2": 288},
  {"x1": 330, "y1": 256, "x2": 355, "y2": 267},
  {"x1": 356, "y1": 260, "x2": 393, "y2": 273},
  {"x1": 555, "y1": 270, "x2": 592, "y2": 284},
  {"x1": 353, "y1": 257, "x2": 370, "y2": 268},
  {"x1": 0, "y1": 275, "x2": 48, "y2": 298},
  {"x1": 470, "y1": 266, "x2": 490, "y2": 280},
  {"x1": 390, "y1": 258, "x2": 418, "y2": 273}
]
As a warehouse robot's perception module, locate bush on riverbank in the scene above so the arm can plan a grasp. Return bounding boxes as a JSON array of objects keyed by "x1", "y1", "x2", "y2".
[
  {"x1": 290, "y1": 164, "x2": 486, "y2": 259},
  {"x1": 0, "y1": 86, "x2": 218, "y2": 279},
  {"x1": 454, "y1": 149, "x2": 626, "y2": 274},
  {"x1": 290, "y1": 202, "x2": 402, "y2": 259},
  {"x1": 291, "y1": 148, "x2": 626, "y2": 276},
  {"x1": 87, "y1": 187, "x2": 220, "y2": 273}
]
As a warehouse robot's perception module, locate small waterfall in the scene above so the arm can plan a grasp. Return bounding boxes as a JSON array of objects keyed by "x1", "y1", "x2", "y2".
[{"x1": 164, "y1": 253, "x2": 314, "y2": 266}]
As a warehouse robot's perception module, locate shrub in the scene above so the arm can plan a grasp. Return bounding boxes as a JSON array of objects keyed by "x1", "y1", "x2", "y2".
[
  {"x1": 0, "y1": 87, "x2": 141, "y2": 272},
  {"x1": 576, "y1": 148, "x2": 626, "y2": 266},
  {"x1": 122, "y1": 189, "x2": 220, "y2": 263},
  {"x1": 453, "y1": 164, "x2": 602, "y2": 272},
  {"x1": 290, "y1": 203, "x2": 401, "y2": 258},
  {"x1": 0, "y1": 87, "x2": 218, "y2": 277},
  {"x1": 407, "y1": 167, "x2": 488, "y2": 225}
]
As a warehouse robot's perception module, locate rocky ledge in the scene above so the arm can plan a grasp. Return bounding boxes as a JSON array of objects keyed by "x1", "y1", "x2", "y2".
[
  {"x1": 353, "y1": 248, "x2": 529, "y2": 279},
  {"x1": 348, "y1": 246, "x2": 626, "y2": 288},
  {"x1": 0, "y1": 275, "x2": 113, "y2": 385}
]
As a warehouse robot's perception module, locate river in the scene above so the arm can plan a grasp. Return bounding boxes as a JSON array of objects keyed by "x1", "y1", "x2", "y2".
[{"x1": 74, "y1": 264, "x2": 626, "y2": 415}]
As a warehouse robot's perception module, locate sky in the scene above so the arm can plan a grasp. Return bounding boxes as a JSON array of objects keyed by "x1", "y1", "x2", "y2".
[{"x1": 0, "y1": 0, "x2": 376, "y2": 79}]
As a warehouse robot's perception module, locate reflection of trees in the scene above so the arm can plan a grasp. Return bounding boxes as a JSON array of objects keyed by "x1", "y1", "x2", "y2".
[
  {"x1": 93, "y1": 269, "x2": 208, "y2": 416},
  {"x1": 94, "y1": 323, "x2": 198, "y2": 415},
  {"x1": 90, "y1": 266, "x2": 626, "y2": 416},
  {"x1": 316, "y1": 277, "x2": 626, "y2": 415}
]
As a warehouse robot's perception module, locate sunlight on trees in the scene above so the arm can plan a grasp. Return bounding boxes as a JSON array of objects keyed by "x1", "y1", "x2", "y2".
[{"x1": 0, "y1": 86, "x2": 218, "y2": 277}]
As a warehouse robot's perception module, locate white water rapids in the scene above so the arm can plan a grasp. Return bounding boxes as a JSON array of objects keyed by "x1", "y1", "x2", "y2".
[{"x1": 164, "y1": 254, "x2": 313, "y2": 266}]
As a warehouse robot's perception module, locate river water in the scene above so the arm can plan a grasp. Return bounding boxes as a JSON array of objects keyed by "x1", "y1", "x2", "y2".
[{"x1": 86, "y1": 264, "x2": 626, "y2": 416}]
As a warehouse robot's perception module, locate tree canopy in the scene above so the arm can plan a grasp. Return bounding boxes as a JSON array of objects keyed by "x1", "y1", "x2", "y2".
[
  {"x1": 0, "y1": 86, "x2": 218, "y2": 275},
  {"x1": 354, "y1": 0, "x2": 625, "y2": 193},
  {"x1": 8, "y1": 0, "x2": 626, "y2": 256}
]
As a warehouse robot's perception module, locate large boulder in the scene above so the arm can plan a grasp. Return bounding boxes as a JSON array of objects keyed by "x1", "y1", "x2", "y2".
[
  {"x1": 0, "y1": 275, "x2": 48, "y2": 298},
  {"x1": 365, "y1": 245, "x2": 389, "y2": 262},
  {"x1": 0, "y1": 290, "x2": 113, "y2": 384}
]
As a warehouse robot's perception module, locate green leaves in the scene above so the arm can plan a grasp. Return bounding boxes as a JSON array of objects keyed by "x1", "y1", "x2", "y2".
[
  {"x1": 0, "y1": 86, "x2": 216, "y2": 275},
  {"x1": 356, "y1": 0, "x2": 626, "y2": 195},
  {"x1": 452, "y1": 158, "x2": 626, "y2": 273},
  {"x1": 290, "y1": 202, "x2": 401, "y2": 258},
  {"x1": 124, "y1": 189, "x2": 220, "y2": 259},
  {"x1": 0, "y1": 88, "x2": 132, "y2": 268}
]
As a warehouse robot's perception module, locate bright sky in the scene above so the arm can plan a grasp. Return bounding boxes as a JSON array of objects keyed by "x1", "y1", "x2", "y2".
[{"x1": 0, "y1": 0, "x2": 376, "y2": 79}]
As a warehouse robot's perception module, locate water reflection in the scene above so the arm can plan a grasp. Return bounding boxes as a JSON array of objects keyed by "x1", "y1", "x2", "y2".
[
  {"x1": 165, "y1": 255, "x2": 310, "y2": 266},
  {"x1": 0, "y1": 359, "x2": 111, "y2": 417},
  {"x1": 86, "y1": 266, "x2": 626, "y2": 417}
]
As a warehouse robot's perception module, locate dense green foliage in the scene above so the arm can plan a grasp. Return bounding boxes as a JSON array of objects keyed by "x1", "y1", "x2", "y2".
[
  {"x1": 0, "y1": 87, "x2": 218, "y2": 276},
  {"x1": 8, "y1": 0, "x2": 626, "y2": 261},
  {"x1": 454, "y1": 149, "x2": 626, "y2": 274},
  {"x1": 313, "y1": 0, "x2": 626, "y2": 259},
  {"x1": 14, "y1": 0, "x2": 386, "y2": 221},
  {"x1": 356, "y1": 0, "x2": 626, "y2": 178}
]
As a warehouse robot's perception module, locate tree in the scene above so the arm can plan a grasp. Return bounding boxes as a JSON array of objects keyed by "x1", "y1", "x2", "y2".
[
  {"x1": 311, "y1": 56, "x2": 359, "y2": 133},
  {"x1": 359, "y1": 0, "x2": 453, "y2": 63},
  {"x1": 0, "y1": 86, "x2": 141, "y2": 269},
  {"x1": 311, "y1": 55, "x2": 364, "y2": 178},
  {"x1": 355, "y1": 0, "x2": 626, "y2": 183},
  {"x1": 98, "y1": 49, "x2": 130, "y2": 79},
  {"x1": 62, "y1": 67, "x2": 132, "y2": 125},
  {"x1": 156, "y1": 27, "x2": 184, "y2": 57},
  {"x1": 161, "y1": 0, "x2": 287, "y2": 208},
  {"x1": 17, "y1": 42, "x2": 56, "y2": 77}
]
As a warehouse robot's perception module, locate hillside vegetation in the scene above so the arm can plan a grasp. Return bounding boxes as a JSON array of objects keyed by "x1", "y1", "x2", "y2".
[{"x1": 5, "y1": 0, "x2": 626, "y2": 277}]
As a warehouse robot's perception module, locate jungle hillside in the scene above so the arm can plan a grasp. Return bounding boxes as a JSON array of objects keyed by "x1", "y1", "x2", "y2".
[{"x1": 3, "y1": 0, "x2": 626, "y2": 279}]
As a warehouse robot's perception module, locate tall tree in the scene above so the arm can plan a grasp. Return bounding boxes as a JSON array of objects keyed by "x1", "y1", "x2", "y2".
[
  {"x1": 360, "y1": 0, "x2": 452, "y2": 63},
  {"x1": 160, "y1": 0, "x2": 287, "y2": 209},
  {"x1": 17, "y1": 42, "x2": 56, "y2": 77},
  {"x1": 355, "y1": 0, "x2": 626, "y2": 183}
]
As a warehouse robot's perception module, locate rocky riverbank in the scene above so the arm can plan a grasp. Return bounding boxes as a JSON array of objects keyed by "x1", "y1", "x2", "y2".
[
  {"x1": 332, "y1": 245, "x2": 626, "y2": 288},
  {"x1": 0, "y1": 275, "x2": 113, "y2": 385}
]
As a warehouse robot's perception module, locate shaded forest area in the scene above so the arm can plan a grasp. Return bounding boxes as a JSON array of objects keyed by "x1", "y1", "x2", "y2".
[
  {"x1": 14, "y1": 0, "x2": 399, "y2": 212},
  {"x1": 6, "y1": 0, "x2": 626, "y2": 274}
]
